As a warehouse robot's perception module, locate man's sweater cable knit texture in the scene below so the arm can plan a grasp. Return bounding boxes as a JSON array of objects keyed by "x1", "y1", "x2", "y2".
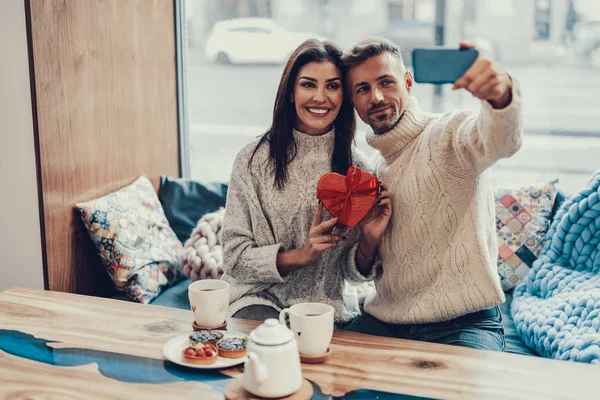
[{"x1": 363, "y1": 83, "x2": 523, "y2": 324}]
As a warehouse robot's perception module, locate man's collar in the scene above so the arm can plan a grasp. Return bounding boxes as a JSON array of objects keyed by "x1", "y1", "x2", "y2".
[{"x1": 365, "y1": 96, "x2": 430, "y2": 161}]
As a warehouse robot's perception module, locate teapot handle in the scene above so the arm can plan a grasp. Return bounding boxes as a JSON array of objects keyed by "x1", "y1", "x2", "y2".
[{"x1": 247, "y1": 352, "x2": 268, "y2": 384}]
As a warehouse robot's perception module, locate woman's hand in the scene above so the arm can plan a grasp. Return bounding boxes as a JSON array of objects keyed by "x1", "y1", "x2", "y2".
[
  {"x1": 359, "y1": 182, "x2": 392, "y2": 248},
  {"x1": 300, "y1": 203, "x2": 344, "y2": 266},
  {"x1": 276, "y1": 203, "x2": 342, "y2": 275}
]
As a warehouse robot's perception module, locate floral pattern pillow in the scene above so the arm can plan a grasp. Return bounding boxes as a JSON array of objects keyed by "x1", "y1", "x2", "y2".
[
  {"x1": 77, "y1": 175, "x2": 184, "y2": 303},
  {"x1": 495, "y1": 180, "x2": 558, "y2": 291}
]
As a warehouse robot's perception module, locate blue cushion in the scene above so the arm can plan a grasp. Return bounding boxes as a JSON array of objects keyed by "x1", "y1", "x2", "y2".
[
  {"x1": 501, "y1": 293, "x2": 539, "y2": 356},
  {"x1": 550, "y1": 190, "x2": 568, "y2": 224},
  {"x1": 150, "y1": 278, "x2": 192, "y2": 310},
  {"x1": 158, "y1": 176, "x2": 228, "y2": 243}
]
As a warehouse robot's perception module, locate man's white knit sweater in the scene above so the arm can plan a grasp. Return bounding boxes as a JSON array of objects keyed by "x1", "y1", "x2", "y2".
[{"x1": 364, "y1": 85, "x2": 523, "y2": 324}]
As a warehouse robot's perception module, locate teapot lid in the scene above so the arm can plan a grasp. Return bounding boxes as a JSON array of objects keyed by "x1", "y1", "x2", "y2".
[{"x1": 249, "y1": 318, "x2": 294, "y2": 346}]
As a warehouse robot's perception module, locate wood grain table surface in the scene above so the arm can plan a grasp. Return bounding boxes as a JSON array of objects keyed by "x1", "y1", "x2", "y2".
[{"x1": 0, "y1": 287, "x2": 597, "y2": 400}]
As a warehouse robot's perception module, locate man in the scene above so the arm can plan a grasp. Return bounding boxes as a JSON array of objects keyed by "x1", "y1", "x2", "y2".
[{"x1": 342, "y1": 37, "x2": 522, "y2": 351}]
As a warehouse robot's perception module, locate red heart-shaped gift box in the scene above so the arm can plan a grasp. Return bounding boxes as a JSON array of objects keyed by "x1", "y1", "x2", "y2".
[{"x1": 316, "y1": 166, "x2": 379, "y2": 228}]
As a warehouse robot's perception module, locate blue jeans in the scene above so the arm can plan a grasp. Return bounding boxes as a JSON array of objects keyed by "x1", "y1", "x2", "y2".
[{"x1": 346, "y1": 307, "x2": 505, "y2": 351}]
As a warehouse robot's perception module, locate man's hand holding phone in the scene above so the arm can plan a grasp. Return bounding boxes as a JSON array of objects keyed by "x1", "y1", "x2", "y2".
[
  {"x1": 452, "y1": 42, "x2": 513, "y2": 109},
  {"x1": 412, "y1": 42, "x2": 513, "y2": 109}
]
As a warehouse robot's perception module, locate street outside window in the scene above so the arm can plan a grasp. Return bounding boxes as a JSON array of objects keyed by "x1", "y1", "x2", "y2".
[{"x1": 183, "y1": 0, "x2": 600, "y2": 195}]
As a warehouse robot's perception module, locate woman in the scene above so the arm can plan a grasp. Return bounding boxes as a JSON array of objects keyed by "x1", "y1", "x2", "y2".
[{"x1": 222, "y1": 39, "x2": 391, "y2": 325}]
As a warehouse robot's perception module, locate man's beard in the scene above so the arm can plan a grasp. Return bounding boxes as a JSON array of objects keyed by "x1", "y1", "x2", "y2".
[{"x1": 370, "y1": 107, "x2": 401, "y2": 135}]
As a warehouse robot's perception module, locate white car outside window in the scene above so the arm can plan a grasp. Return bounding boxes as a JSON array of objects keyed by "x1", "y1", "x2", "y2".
[{"x1": 206, "y1": 18, "x2": 318, "y2": 64}]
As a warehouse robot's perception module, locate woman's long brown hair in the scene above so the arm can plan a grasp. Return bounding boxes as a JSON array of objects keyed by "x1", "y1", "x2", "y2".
[{"x1": 249, "y1": 39, "x2": 356, "y2": 189}]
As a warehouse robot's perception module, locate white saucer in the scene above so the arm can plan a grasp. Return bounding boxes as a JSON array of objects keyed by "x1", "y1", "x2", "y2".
[{"x1": 163, "y1": 331, "x2": 248, "y2": 369}]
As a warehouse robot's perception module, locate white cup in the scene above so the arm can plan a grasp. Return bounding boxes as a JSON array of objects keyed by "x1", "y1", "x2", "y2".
[
  {"x1": 279, "y1": 303, "x2": 334, "y2": 356},
  {"x1": 188, "y1": 280, "x2": 229, "y2": 328}
]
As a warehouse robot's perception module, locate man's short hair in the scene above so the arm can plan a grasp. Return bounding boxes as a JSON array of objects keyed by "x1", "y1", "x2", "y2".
[{"x1": 341, "y1": 37, "x2": 404, "y2": 69}]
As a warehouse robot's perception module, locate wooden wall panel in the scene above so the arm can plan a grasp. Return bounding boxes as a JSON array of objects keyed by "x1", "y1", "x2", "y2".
[{"x1": 28, "y1": 0, "x2": 180, "y2": 295}]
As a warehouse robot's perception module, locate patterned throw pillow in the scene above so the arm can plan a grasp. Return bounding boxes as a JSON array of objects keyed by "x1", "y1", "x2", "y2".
[
  {"x1": 495, "y1": 180, "x2": 558, "y2": 291},
  {"x1": 77, "y1": 175, "x2": 184, "y2": 303}
]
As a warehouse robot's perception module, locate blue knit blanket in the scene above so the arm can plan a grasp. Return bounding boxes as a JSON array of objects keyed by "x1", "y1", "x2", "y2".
[{"x1": 512, "y1": 171, "x2": 600, "y2": 364}]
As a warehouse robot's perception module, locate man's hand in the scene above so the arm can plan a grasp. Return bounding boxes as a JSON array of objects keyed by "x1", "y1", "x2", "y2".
[
  {"x1": 453, "y1": 42, "x2": 513, "y2": 109},
  {"x1": 359, "y1": 182, "x2": 392, "y2": 249}
]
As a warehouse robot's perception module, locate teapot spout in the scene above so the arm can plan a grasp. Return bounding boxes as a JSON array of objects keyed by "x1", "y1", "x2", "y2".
[{"x1": 246, "y1": 352, "x2": 268, "y2": 384}]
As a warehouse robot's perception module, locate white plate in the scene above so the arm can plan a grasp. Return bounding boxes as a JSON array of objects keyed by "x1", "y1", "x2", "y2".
[{"x1": 163, "y1": 331, "x2": 248, "y2": 369}]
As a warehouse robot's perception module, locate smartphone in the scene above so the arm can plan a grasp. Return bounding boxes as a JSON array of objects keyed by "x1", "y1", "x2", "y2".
[{"x1": 411, "y1": 48, "x2": 479, "y2": 84}]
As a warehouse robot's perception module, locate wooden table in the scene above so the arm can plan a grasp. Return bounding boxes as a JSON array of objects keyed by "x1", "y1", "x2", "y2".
[{"x1": 0, "y1": 288, "x2": 597, "y2": 399}]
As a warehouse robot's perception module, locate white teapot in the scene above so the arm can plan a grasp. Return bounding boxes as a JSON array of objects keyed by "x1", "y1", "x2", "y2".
[{"x1": 243, "y1": 318, "x2": 303, "y2": 398}]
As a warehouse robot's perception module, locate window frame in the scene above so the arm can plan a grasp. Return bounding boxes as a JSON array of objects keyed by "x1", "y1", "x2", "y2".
[{"x1": 174, "y1": 0, "x2": 191, "y2": 178}]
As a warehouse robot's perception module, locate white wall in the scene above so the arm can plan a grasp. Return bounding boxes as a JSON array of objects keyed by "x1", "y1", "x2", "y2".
[{"x1": 0, "y1": 0, "x2": 44, "y2": 291}]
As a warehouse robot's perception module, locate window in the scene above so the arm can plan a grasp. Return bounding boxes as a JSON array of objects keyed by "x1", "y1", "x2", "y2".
[
  {"x1": 229, "y1": 27, "x2": 270, "y2": 34},
  {"x1": 182, "y1": 0, "x2": 599, "y2": 195},
  {"x1": 388, "y1": 1, "x2": 405, "y2": 22},
  {"x1": 534, "y1": 0, "x2": 553, "y2": 40},
  {"x1": 463, "y1": 0, "x2": 477, "y2": 22}
]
